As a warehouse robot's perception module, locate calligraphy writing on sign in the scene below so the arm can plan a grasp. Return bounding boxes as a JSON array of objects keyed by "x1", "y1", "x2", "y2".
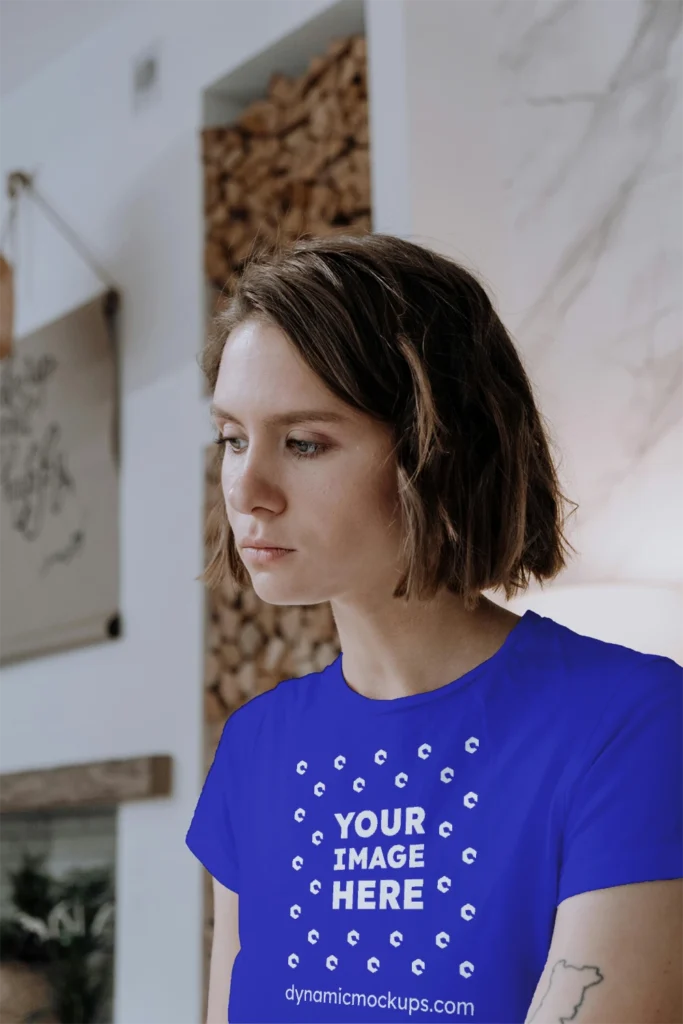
[{"x1": 0, "y1": 353, "x2": 76, "y2": 543}]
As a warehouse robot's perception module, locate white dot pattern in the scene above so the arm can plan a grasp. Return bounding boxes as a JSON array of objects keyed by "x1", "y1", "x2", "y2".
[{"x1": 286, "y1": 737, "x2": 481, "y2": 978}]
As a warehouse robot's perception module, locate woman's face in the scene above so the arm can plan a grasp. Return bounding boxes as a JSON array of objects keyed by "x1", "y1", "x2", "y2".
[{"x1": 211, "y1": 318, "x2": 404, "y2": 606}]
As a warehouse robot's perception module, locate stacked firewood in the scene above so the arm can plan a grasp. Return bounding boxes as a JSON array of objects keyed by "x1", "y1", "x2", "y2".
[{"x1": 202, "y1": 33, "x2": 371, "y2": 295}]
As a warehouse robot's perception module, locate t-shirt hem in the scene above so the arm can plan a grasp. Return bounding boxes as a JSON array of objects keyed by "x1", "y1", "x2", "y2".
[
  {"x1": 185, "y1": 830, "x2": 240, "y2": 894},
  {"x1": 557, "y1": 842, "x2": 683, "y2": 906}
]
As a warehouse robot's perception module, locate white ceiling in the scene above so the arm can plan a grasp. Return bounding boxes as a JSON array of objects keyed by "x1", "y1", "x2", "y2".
[{"x1": 0, "y1": 0, "x2": 132, "y2": 98}]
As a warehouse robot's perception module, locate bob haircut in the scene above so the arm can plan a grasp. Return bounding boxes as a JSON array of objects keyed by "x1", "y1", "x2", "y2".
[{"x1": 199, "y1": 232, "x2": 577, "y2": 612}]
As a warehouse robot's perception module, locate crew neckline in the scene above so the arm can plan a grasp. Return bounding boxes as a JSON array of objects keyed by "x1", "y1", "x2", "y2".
[{"x1": 325, "y1": 608, "x2": 541, "y2": 714}]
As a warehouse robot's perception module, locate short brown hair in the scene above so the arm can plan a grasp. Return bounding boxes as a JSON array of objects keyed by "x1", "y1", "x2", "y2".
[{"x1": 199, "y1": 232, "x2": 577, "y2": 611}]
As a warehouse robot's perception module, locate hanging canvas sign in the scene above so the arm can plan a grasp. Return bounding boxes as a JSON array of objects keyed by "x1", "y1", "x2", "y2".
[
  {"x1": 0, "y1": 254, "x2": 13, "y2": 359},
  {"x1": 0, "y1": 289, "x2": 121, "y2": 664}
]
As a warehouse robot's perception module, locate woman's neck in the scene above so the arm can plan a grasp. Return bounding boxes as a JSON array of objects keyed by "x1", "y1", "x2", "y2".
[{"x1": 330, "y1": 590, "x2": 522, "y2": 702}]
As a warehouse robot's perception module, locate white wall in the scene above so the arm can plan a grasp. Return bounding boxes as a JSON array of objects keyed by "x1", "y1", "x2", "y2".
[
  {"x1": 365, "y1": 0, "x2": 515, "y2": 314},
  {"x1": 0, "y1": 0, "x2": 128, "y2": 97},
  {"x1": 0, "y1": 4, "x2": 351, "y2": 1021}
]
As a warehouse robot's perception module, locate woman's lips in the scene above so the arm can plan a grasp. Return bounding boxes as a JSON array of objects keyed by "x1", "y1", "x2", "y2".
[{"x1": 242, "y1": 547, "x2": 294, "y2": 564}]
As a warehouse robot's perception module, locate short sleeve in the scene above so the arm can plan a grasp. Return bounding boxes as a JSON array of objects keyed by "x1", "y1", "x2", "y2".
[
  {"x1": 185, "y1": 713, "x2": 241, "y2": 893},
  {"x1": 557, "y1": 654, "x2": 683, "y2": 906}
]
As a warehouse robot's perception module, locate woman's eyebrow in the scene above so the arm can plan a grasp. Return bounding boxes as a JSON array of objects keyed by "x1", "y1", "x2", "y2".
[{"x1": 209, "y1": 404, "x2": 349, "y2": 427}]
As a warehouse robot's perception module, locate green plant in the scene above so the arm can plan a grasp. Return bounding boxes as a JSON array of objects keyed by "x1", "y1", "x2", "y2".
[{"x1": 0, "y1": 851, "x2": 115, "y2": 1024}]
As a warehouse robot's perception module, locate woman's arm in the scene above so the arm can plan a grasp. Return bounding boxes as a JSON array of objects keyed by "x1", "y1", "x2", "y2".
[
  {"x1": 524, "y1": 879, "x2": 682, "y2": 1023},
  {"x1": 206, "y1": 877, "x2": 240, "y2": 1024}
]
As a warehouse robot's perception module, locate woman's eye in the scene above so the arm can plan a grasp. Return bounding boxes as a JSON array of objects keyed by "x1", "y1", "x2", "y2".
[
  {"x1": 213, "y1": 437, "x2": 330, "y2": 460},
  {"x1": 289, "y1": 440, "x2": 325, "y2": 459}
]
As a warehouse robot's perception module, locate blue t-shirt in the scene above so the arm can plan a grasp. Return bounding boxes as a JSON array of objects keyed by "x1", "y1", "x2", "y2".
[{"x1": 185, "y1": 609, "x2": 683, "y2": 1023}]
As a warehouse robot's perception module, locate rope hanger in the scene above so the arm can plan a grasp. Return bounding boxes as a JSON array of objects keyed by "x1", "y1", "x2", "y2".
[
  {"x1": 0, "y1": 171, "x2": 120, "y2": 358},
  {"x1": 1, "y1": 171, "x2": 118, "y2": 292}
]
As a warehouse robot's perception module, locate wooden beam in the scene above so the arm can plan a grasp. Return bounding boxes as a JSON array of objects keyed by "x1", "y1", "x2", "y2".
[{"x1": 0, "y1": 755, "x2": 172, "y2": 814}]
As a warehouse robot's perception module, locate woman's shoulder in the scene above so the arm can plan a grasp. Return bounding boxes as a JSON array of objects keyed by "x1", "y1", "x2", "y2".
[
  {"x1": 526, "y1": 611, "x2": 682, "y2": 723},
  {"x1": 226, "y1": 663, "x2": 326, "y2": 734}
]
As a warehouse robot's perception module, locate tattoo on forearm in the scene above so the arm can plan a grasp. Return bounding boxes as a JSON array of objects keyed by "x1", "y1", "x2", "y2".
[{"x1": 527, "y1": 959, "x2": 605, "y2": 1023}]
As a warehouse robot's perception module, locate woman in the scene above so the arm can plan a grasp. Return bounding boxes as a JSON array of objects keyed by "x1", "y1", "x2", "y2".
[{"x1": 186, "y1": 233, "x2": 682, "y2": 1024}]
